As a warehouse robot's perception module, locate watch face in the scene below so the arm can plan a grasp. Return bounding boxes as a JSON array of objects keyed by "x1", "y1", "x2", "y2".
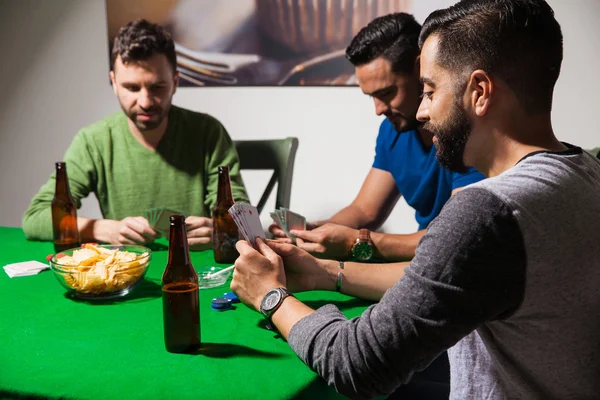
[
  {"x1": 262, "y1": 290, "x2": 282, "y2": 311},
  {"x1": 353, "y1": 242, "x2": 373, "y2": 261}
]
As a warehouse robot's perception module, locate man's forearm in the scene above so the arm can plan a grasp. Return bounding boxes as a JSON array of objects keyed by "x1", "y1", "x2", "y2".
[
  {"x1": 326, "y1": 205, "x2": 380, "y2": 230},
  {"x1": 78, "y1": 217, "x2": 116, "y2": 243},
  {"x1": 321, "y1": 259, "x2": 409, "y2": 301},
  {"x1": 271, "y1": 297, "x2": 315, "y2": 340},
  {"x1": 371, "y1": 230, "x2": 427, "y2": 261},
  {"x1": 272, "y1": 259, "x2": 409, "y2": 339}
]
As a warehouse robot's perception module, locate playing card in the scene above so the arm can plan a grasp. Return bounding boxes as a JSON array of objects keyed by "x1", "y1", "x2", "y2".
[
  {"x1": 270, "y1": 207, "x2": 306, "y2": 239},
  {"x1": 154, "y1": 207, "x2": 185, "y2": 235},
  {"x1": 270, "y1": 212, "x2": 284, "y2": 231},
  {"x1": 241, "y1": 203, "x2": 265, "y2": 247},
  {"x1": 144, "y1": 207, "x2": 185, "y2": 236},
  {"x1": 228, "y1": 202, "x2": 265, "y2": 249},
  {"x1": 3, "y1": 261, "x2": 49, "y2": 278},
  {"x1": 286, "y1": 210, "x2": 306, "y2": 232},
  {"x1": 144, "y1": 207, "x2": 161, "y2": 227},
  {"x1": 229, "y1": 204, "x2": 250, "y2": 242}
]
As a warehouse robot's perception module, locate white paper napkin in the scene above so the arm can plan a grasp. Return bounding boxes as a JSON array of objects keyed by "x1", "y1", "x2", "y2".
[{"x1": 3, "y1": 261, "x2": 49, "y2": 278}]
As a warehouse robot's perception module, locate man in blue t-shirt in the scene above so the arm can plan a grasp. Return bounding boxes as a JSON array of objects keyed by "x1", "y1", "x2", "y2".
[{"x1": 270, "y1": 13, "x2": 484, "y2": 263}]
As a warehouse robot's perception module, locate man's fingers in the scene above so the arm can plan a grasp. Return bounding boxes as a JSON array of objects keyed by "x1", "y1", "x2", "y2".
[
  {"x1": 126, "y1": 217, "x2": 147, "y2": 232},
  {"x1": 120, "y1": 228, "x2": 147, "y2": 244},
  {"x1": 256, "y1": 238, "x2": 277, "y2": 257},
  {"x1": 290, "y1": 229, "x2": 321, "y2": 242},
  {"x1": 127, "y1": 217, "x2": 157, "y2": 240},
  {"x1": 296, "y1": 241, "x2": 324, "y2": 254},
  {"x1": 265, "y1": 240, "x2": 301, "y2": 257},
  {"x1": 187, "y1": 226, "x2": 212, "y2": 238},
  {"x1": 236, "y1": 239, "x2": 258, "y2": 256},
  {"x1": 186, "y1": 216, "x2": 212, "y2": 230},
  {"x1": 268, "y1": 223, "x2": 287, "y2": 238},
  {"x1": 273, "y1": 237, "x2": 294, "y2": 244}
]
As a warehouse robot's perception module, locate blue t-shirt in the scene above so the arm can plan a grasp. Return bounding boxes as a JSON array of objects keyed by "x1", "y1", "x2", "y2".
[{"x1": 373, "y1": 120, "x2": 485, "y2": 230}]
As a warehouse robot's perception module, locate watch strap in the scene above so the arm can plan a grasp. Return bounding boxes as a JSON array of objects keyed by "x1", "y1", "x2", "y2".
[{"x1": 358, "y1": 229, "x2": 371, "y2": 243}]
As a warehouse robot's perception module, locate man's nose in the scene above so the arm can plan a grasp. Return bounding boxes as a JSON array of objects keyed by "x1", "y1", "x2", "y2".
[
  {"x1": 416, "y1": 98, "x2": 429, "y2": 122},
  {"x1": 138, "y1": 89, "x2": 154, "y2": 109},
  {"x1": 374, "y1": 98, "x2": 389, "y2": 117}
]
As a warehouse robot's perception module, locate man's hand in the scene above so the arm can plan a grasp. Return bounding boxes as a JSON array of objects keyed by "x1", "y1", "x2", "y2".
[
  {"x1": 265, "y1": 241, "x2": 334, "y2": 292},
  {"x1": 185, "y1": 216, "x2": 213, "y2": 251},
  {"x1": 268, "y1": 220, "x2": 322, "y2": 239},
  {"x1": 107, "y1": 216, "x2": 159, "y2": 245},
  {"x1": 230, "y1": 238, "x2": 287, "y2": 311},
  {"x1": 268, "y1": 222, "x2": 287, "y2": 239},
  {"x1": 290, "y1": 223, "x2": 359, "y2": 259}
]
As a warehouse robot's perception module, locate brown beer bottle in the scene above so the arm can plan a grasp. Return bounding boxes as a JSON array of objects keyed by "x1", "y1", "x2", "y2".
[
  {"x1": 51, "y1": 162, "x2": 81, "y2": 253},
  {"x1": 212, "y1": 165, "x2": 239, "y2": 263},
  {"x1": 162, "y1": 215, "x2": 201, "y2": 354}
]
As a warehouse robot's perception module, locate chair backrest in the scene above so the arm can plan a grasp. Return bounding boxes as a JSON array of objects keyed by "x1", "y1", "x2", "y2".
[
  {"x1": 234, "y1": 137, "x2": 299, "y2": 214},
  {"x1": 587, "y1": 147, "x2": 600, "y2": 159}
]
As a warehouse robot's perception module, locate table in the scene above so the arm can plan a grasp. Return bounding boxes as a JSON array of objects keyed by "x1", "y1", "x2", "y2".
[{"x1": 0, "y1": 227, "x2": 372, "y2": 400}]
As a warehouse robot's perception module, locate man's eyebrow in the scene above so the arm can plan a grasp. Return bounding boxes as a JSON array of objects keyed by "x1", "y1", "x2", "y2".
[
  {"x1": 120, "y1": 79, "x2": 167, "y2": 86},
  {"x1": 420, "y1": 77, "x2": 436, "y2": 88}
]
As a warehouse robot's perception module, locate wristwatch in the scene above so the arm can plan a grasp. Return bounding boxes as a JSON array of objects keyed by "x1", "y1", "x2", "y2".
[
  {"x1": 352, "y1": 229, "x2": 374, "y2": 261},
  {"x1": 259, "y1": 288, "x2": 294, "y2": 320}
]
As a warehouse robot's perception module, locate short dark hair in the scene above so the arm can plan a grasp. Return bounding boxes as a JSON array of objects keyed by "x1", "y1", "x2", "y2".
[
  {"x1": 110, "y1": 19, "x2": 177, "y2": 73},
  {"x1": 346, "y1": 13, "x2": 421, "y2": 75},
  {"x1": 419, "y1": 0, "x2": 563, "y2": 114}
]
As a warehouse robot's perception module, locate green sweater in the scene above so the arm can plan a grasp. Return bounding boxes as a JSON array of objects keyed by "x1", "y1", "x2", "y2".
[{"x1": 23, "y1": 106, "x2": 248, "y2": 241}]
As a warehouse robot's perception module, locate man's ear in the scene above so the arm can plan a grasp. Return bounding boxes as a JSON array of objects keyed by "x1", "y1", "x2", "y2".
[
  {"x1": 467, "y1": 69, "x2": 493, "y2": 116},
  {"x1": 109, "y1": 71, "x2": 117, "y2": 96},
  {"x1": 172, "y1": 70, "x2": 179, "y2": 95}
]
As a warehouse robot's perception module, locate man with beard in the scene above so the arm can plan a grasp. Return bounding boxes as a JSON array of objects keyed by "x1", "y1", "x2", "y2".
[
  {"x1": 270, "y1": 13, "x2": 484, "y2": 262},
  {"x1": 23, "y1": 20, "x2": 248, "y2": 249},
  {"x1": 230, "y1": 0, "x2": 600, "y2": 398}
]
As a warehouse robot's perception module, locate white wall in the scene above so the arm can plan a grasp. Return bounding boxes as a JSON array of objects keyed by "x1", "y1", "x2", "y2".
[{"x1": 1, "y1": 0, "x2": 599, "y2": 235}]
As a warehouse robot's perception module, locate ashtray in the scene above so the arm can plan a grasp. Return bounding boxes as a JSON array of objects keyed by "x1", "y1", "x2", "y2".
[{"x1": 197, "y1": 266, "x2": 233, "y2": 289}]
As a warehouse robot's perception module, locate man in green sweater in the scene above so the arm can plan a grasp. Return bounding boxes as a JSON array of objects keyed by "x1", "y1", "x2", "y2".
[{"x1": 23, "y1": 19, "x2": 248, "y2": 249}]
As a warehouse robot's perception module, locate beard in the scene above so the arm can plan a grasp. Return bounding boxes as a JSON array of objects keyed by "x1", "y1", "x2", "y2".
[
  {"x1": 423, "y1": 100, "x2": 472, "y2": 173},
  {"x1": 122, "y1": 103, "x2": 169, "y2": 131}
]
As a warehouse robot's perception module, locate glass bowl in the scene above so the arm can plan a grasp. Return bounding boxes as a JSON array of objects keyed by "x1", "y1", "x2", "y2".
[
  {"x1": 197, "y1": 266, "x2": 233, "y2": 290},
  {"x1": 49, "y1": 244, "x2": 152, "y2": 300}
]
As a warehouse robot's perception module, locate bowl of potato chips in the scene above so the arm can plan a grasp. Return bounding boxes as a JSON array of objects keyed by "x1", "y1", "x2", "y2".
[{"x1": 49, "y1": 243, "x2": 152, "y2": 300}]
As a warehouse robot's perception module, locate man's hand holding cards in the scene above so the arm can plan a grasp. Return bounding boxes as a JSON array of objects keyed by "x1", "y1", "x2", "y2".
[
  {"x1": 228, "y1": 202, "x2": 265, "y2": 248},
  {"x1": 269, "y1": 208, "x2": 306, "y2": 242},
  {"x1": 144, "y1": 207, "x2": 185, "y2": 237}
]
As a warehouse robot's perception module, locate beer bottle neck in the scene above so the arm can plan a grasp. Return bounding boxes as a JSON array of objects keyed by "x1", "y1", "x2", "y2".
[
  {"x1": 168, "y1": 220, "x2": 191, "y2": 266},
  {"x1": 55, "y1": 164, "x2": 72, "y2": 196},
  {"x1": 217, "y1": 169, "x2": 234, "y2": 206}
]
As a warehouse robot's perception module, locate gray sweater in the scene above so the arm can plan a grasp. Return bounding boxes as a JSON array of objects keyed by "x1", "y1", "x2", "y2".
[{"x1": 288, "y1": 147, "x2": 600, "y2": 399}]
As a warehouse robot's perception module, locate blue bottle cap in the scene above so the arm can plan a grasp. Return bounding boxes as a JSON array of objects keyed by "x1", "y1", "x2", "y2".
[
  {"x1": 222, "y1": 292, "x2": 240, "y2": 303},
  {"x1": 211, "y1": 297, "x2": 232, "y2": 311}
]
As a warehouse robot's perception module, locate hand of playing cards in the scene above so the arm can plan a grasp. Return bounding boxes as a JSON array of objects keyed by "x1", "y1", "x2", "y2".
[
  {"x1": 144, "y1": 207, "x2": 185, "y2": 237},
  {"x1": 270, "y1": 207, "x2": 306, "y2": 239},
  {"x1": 228, "y1": 202, "x2": 266, "y2": 249}
]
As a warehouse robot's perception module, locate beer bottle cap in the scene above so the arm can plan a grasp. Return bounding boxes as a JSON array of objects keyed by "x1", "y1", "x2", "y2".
[
  {"x1": 222, "y1": 292, "x2": 240, "y2": 303},
  {"x1": 211, "y1": 297, "x2": 232, "y2": 311}
]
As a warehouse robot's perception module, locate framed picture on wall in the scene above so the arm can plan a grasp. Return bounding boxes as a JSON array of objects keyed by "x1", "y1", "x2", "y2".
[{"x1": 106, "y1": 0, "x2": 413, "y2": 87}]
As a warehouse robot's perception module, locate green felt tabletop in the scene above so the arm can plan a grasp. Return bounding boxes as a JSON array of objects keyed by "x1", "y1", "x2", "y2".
[{"x1": 0, "y1": 227, "x2": 372, "y2": 400}]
